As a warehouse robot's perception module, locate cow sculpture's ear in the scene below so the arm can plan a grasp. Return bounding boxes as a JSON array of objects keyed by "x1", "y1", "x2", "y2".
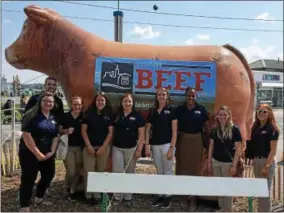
[{"x1": 24, "y1": 5, "x2": 54, "y2": 25}]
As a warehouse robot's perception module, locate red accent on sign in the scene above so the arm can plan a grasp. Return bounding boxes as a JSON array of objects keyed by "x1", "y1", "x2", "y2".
[{"x1": 135, "y1": 69, "x2": 211, "y2": 91}]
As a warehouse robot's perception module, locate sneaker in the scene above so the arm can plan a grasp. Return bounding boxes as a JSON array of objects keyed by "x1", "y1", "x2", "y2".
[
  {"x1": 151, "y1": 196, "x2": 164, "y2": 207},
  {"x1": 123, "y1": 199, "x2": 133, "y2": 207},
  {"x1": 160, "y1": 197, "x2": 171, "y2": 209}
]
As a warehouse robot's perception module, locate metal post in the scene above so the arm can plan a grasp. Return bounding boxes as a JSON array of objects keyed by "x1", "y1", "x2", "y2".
[
  {"x1": 113, "y1": 9, "x2": 123, "y2": 42},
  {"x1": 256, "y1": 82, "x2": 261, "y2": 106},
  {"x1": 248, "y1": 197, "x2": 253, "y2": 212},
  {"x1": 11, "y1": 99, "x2": 16, "y2": 172}
]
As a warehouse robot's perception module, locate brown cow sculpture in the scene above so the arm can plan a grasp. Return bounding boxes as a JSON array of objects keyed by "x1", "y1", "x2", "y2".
[{"x1": 5, "y1": 5, "x2": 255, "y2": 199}]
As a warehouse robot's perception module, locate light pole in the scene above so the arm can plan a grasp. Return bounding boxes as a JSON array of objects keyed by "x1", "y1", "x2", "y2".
[{"x1": 113, "y1": 0, "x2": 123, "y2": 42}]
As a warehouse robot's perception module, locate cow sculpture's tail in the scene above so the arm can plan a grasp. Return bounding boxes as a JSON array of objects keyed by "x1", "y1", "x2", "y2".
[{"x1": 222, "y1": 44, "x2": 255, "y2": 141}]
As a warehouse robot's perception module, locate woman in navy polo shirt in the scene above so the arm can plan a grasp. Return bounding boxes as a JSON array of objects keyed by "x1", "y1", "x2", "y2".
[
  {"x1": 19, "y1": 92, "x2": 59, "y2": 212},
  {"x1": 81, "y1": 92, "x2": 114, "y2": 205},
  {"x1": 112, "y1": 93, "x2": 146, "y2": 206},
  {"x1": 246, "y1": 104, "x2": 280, "y2": 212},
  {"x1": 175, "y1": 87, "x2": 210, "y2": 209},
  {"x1": 59, "y1": 96, "x2": 84, "y2": 200},
  {"x1": 207, "y1": 105, "x2": 242, "y2": 212},
  {"x1": 145, "y1": 88, "x2": 177, "y2": 209}
]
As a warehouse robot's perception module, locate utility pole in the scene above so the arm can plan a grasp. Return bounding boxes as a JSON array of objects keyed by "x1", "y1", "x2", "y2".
[{"x1": 113, "y1": 0, "x2": 123, "y2": 42}]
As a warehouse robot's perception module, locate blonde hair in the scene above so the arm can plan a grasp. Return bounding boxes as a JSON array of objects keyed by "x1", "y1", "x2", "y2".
[{"x1": 216, "y1": 105, "x2": 234, "y2": 140}]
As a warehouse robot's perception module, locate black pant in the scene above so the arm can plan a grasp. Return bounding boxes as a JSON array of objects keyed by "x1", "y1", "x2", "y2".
[{"x1": 19, "y1": 148, "x2": 55, "y2": 208}]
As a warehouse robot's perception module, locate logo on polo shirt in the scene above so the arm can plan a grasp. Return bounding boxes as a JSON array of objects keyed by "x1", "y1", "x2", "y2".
[
  {"x1": 51, "y1": 120, "x2": 57, "y2": 125},
  {"x1": 164, "y1": 110, "x2": 170, "y2": 114},
  {"x1": 104, "y1": 116, "x2": 110, "y2": 121},
  {"x1": 261, "y1": 130, "x2": 267, "y2": 134},
  {"x1": 129, "y1": 116, "x2": 136, "y2": 121},
  {"x1": 100, "y1": 62, "x2": 134, "y2": 93},
  {"x1": 195, "y1": 110, "x2": 201, "y2": 114}
]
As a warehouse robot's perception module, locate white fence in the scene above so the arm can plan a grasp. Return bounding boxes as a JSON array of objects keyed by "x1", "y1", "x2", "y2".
[{"x1": 1, "y1": 100, "x2": 22, "y2": 176}]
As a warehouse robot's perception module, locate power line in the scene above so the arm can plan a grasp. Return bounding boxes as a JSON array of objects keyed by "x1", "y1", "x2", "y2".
[
  {"x1": 2, "y1": 9, "x2": 283, "y2": 33},
  {"x1": 57, "y1": 0, "x2": 283, "y2": 22},
  {"x1": 21, "y1": 74, "x2": 46, "y2": 84}
]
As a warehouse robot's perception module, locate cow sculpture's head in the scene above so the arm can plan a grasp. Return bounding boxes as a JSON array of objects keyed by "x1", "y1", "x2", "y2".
[{"x1": 5, "y1": 5, "x2": 61, "y2": 72}]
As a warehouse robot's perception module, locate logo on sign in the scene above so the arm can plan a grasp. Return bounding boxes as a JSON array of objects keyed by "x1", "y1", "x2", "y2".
[
  {"x1": 101, "y1": 62, "x2": 134, "y2": 93},
  {"x1": 95, "y1": 57, "x2": 216, "y2": 102}
]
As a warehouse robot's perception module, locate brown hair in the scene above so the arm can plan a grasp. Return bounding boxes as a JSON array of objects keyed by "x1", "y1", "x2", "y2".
[
  {"x1": 71, "y1": 95, "x2": 83, "y2": 103},
  {"x1": 117, "y1": 93, "x2": 136, "y2": 114},
  {"x1": 87, "y1": 91, "x2": 112, "y2": 116},
  {"x1": 252, "y1": 103, "x2": 280, "y2": 134},
  {"x1": 44, "y1": 76, "x2": 57, "y2": 85},
  {"x1": 154, "y1": 87, "x2": 171, "y2": 108},
  {"x1": 22, "y1": 92, "x2": 55, "y2": 129},
  {"x1": 71, "y1": 95, "x2": 83, "y2": 110}
]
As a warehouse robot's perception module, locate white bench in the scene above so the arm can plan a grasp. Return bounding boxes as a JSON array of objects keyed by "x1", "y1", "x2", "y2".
[{"x1": 87, "y1": 172, "x2": 269, "y2": 197}]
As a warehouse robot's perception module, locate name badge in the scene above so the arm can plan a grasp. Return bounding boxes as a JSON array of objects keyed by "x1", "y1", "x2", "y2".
[
  {"x1": 104, "y1": 116, "x2": 110, "y2": 121},
  {"x1": 129, "y1": 116, "x2": 136, "y2": 121},
  {"x1": 194, "y1": 110, "x2": 201, "y2": 114},
  {"x1": 164, "y1": 110, "x2": 170, "y2": 114},
  {"x1": 261, "y1": 131, "x2": 267, "y2": 134}
]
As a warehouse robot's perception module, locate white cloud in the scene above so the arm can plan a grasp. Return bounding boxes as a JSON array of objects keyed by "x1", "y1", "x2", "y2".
[
  {"x1": 184, "y1": 33, "x2": 211, "y2": 45},
  {"x1": 252, "y1": 38, "x2": 259, "y2": 45},
  {"x1": 255, "y1": 12, "x2": 275, "y2": 23},
  {"x1": 185, "y1": 39, "x2": 194, "y2": 45},
  {"x1": 4, "y1": 19, "x2": 11, "y2": 24},
  {"x1": 129, "y1": 25, "x2": 161, "y2": 40},
  {"x1": 168, "y1": 40, "x2": 177, "y2": 44},
  {"x1": 239, "y1": 39, "x2": 280, "y2": 62},
  {"x1": 196, "y1": 34, "x2": 211, "y2": 40}
]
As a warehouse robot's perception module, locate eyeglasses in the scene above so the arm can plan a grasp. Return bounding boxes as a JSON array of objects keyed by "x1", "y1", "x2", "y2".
[{"x1": 257, "y1": 109, "x2": 268, "y2": 114}]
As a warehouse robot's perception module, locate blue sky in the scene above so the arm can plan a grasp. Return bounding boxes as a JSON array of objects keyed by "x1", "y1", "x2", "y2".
[{"x1": 2, "y1": 0, "x2": 283, "y2": 84}]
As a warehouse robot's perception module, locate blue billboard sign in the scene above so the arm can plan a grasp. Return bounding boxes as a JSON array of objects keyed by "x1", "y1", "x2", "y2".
[{"x1": 94, "y1": 56, "x2": 216, "y2": 104}]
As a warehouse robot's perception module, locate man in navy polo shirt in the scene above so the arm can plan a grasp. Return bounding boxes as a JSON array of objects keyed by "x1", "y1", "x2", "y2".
[{"x1": 25, "y1": 76, "x2": 64, "y2": 118}]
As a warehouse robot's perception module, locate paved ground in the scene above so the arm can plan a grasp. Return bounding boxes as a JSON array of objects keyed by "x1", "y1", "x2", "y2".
[{"x1": 1, "y1": 109, "x2": 283, "y2": 161}]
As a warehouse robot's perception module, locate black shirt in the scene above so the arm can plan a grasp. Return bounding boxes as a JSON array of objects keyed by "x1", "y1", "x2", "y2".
[
  {"x1": 209, "y1": 125, "x2": 242, "y2": 163},
  {"x1": 147, "y1": 106, "x2": 177, "y2": 145},
  {"x1": 248, "y1": 123, "x2": 279, "y2": 158},
  {"x1": 25, "y1": 92, "x2": 64, "y2": 120},
  {"x1": 20, "y1": 111, "x2": 59, "y2": 154},
  {"x1": 59, "y1": 111, "x2": 84, "y2": 147},
  {"x1": 82, "y1": 110, "x2": 113, "y2": 147},
  {"x1": 176, "y1": 103, "x2": 209, "y2": 134},
  {"x1": 113, "y1": 111, "x2": 146, "y2": 149}
]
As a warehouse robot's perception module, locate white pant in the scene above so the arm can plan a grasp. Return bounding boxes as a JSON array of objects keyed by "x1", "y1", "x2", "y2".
[
  {"x1": 151, "y1": 143, "x2": 175, "y2": 197},
  {"x1": 112, "y1": 146, "x2": 137, "y2": 200}
]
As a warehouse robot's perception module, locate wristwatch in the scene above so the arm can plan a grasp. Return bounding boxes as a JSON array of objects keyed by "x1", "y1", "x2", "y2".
[{"x1": 170, "y1": 145, "x2": 175, "y2": 149}]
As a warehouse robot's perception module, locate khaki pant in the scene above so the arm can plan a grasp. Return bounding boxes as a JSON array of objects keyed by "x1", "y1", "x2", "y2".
[
  {"x1": 212, "y1": 158, "x2": 233, "y2": 211},
  {"x1": 112, "y1": 146, "x2": 137, "y2": 200},
  {"x1": 83, "y1": 145, "x2": 110, "y2": 199},
  {"x1": 63, "y1": 146, "x2": 83, "y2": 192},
  {"x1": 253, "y1": 158, "x2": 276, "y2": 212}
]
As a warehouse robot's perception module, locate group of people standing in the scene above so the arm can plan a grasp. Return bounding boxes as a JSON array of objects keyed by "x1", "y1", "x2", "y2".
[{"x1": 18, "y1": 76, "x2": 280, "y2": 212}]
